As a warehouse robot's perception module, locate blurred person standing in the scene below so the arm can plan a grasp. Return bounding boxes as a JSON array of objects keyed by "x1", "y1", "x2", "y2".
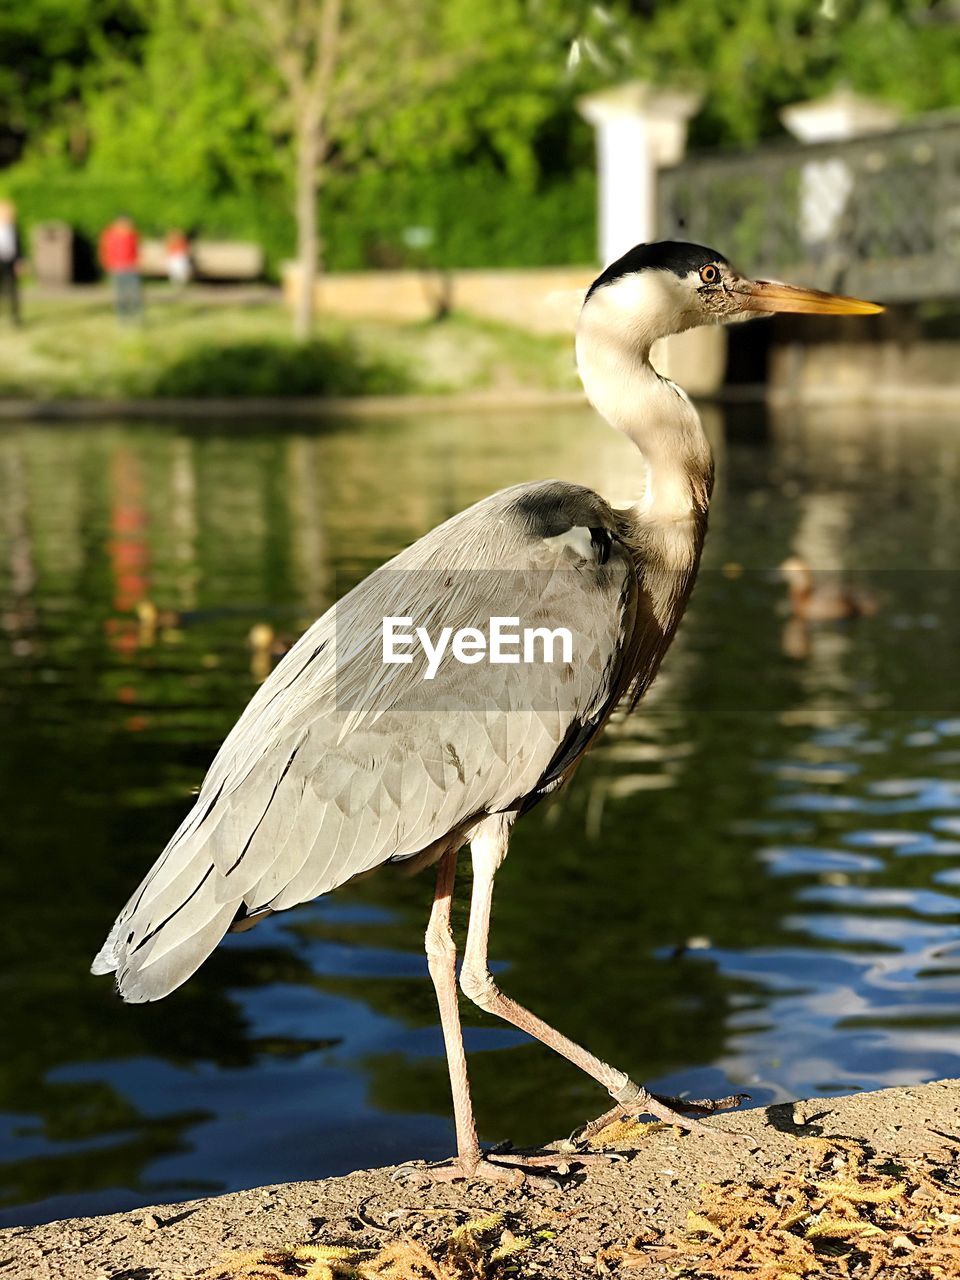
[
  {"x1": 164, "y1": 229, "x2": 192, "y2": 292},
  {"x1": 0, "y1": 200, "x2": 24, "y2": 326},
  {"x1": 99, "y1": 215, "x2": 142, "y2": 322}
]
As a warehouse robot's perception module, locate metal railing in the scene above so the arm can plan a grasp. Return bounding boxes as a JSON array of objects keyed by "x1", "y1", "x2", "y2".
[{"x1": 657, "y1": 114, "x2": 960, "y2": 303}]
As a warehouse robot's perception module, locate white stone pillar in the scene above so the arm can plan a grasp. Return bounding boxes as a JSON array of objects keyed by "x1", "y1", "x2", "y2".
[
  {"x1": 577, "y1": 82, "x2": 702, "y2": 266},
  {"x1": 780, "y1": 87, "x2": 901, "y2": 144}
]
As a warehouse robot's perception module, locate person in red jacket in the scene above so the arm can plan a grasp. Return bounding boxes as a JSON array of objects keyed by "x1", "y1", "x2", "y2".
[{"x1": 98, "y1": 216, "x2": 142, "y2": 322}]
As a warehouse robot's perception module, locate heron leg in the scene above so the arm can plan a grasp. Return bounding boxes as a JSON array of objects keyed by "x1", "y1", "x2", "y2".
[
  {"x1": 403, "y1": 842, "x2": 600, "y2": 1186},
  {"x1": 423, "y1": 846, "x2": 483, "y2": 1172},
  {"x1": 458, "y1": 816, "x2": 741, "y2": 1142}
]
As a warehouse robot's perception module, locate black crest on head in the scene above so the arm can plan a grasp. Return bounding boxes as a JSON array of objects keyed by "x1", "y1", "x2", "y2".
[{"x1": 585, "y1": 241, "x2": 728, "y2": 303}]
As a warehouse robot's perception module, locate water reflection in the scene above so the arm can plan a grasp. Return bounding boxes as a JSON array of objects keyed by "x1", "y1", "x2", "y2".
[{"x1": 0, "y1": 404, "x2": 958, "y2": 1226}]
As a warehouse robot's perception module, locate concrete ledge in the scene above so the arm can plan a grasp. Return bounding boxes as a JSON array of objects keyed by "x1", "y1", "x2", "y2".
[
  {"x1": 767, "y1": 382, "x2": 960, "y2": 409},
  {"x1": 4, "y1": 378, "x2": 960, "y2": 423},
  {"x1": 3, "y1": 1078, "x2": 957, "y2": 1280},
  {"x1": 0, "y1": 390, "x2": 590, "y2": 422}
]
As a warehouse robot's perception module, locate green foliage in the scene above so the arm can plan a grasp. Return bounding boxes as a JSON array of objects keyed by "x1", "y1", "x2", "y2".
[
  {"x1": 4, "y1": 165, "x2": 595, "y2": 276},
  {"x1": 0, "y1": 0, "x2": 144, "y2": 160},
  {"x1": 365, "y1": 0, "x2": 606, "y2": 183},
  {"x1": 74, "y1": 0, "x2": 284, "y2": 194},
  {"x1": 321, "y1": 164, "x2": 595, "y2": 270},
  {"x1": 632, "y1": 0, "x2": 960, "y2": 148},
  {"x1": 150, "y1": 336, "x2": 412, "y2": 397},
  {"x1": 0, "y1": 0, "x2": 603, "y2": 274},
  {"x1": 2, "y1": 0, "x2": 960, "y2": 275}
]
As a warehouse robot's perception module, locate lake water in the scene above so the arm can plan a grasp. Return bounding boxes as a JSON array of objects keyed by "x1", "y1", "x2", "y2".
[{"x1": 1, "y1": 403, "x2": 959, "y2": 1228}]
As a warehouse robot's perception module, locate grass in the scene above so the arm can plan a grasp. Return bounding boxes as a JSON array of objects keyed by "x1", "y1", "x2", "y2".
[{"x1": 0, "y1": 289, "x2": 576, "y2": 400}]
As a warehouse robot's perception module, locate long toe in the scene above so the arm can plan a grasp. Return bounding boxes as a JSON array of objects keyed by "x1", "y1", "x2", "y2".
[
  {"x1": 576, "y1": 1087, "x2": 750, "y2": 1146},
  {"x1": 391, "y1": 1156, "x2": 525, "y2": 1187},
  {"x1": 391, "y1": 1149, "x2": 600, "y2": 1188},
  {"x1": 650, "y1": 1089, "x2": 750, "y2": 1116}
]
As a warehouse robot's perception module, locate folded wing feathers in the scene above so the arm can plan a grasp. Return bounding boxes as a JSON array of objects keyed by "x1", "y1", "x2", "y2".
[
  {"x1": 93, "y1": 481, "x2": 638, "y2": 1005},
  {"x1": 267, "y1": 805, "x2": 345, "y2": 912}
]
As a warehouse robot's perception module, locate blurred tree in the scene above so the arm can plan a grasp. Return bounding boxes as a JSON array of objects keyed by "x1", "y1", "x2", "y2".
[
  {"x1": 3, "y1": 0, "x2": 612, "y2": 280},
  {"x1": 363, "y1": 0, "x2": 615, "y2": 184},
  {"x1": 628, "y1": 0, "x2": 960, "y2": 148},
  {"x1": 211, "y1": 0, "x2": 456, "y2": 338},
  {"x1": 4, "y1": 0, "x2": 960, "y2": 277},
  {"x1": 73, "y1": 0, "x2": 282, "y2": 197},
  {"x1": 0, "y1": 0, "x2": 143, "y2": 166}
]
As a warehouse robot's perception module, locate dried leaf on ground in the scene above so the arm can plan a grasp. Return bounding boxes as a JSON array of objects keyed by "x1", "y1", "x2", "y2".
[
  {"x1": 603, "y1": 1138, "x2": 960, "y2": 1279},
  {"x1": 200, "y1": 1211, "x2": 530, "y2": 1280}
]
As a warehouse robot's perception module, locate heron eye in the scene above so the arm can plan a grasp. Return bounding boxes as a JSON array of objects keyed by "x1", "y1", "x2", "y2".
[{"x1": 699, "y1": 264, "x2": 720, "y2": 285}]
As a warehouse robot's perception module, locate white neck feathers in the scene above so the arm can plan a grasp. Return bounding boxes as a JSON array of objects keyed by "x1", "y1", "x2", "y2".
[{"x1": 575, "y1": 280, "x2": 714, "y2": 527}]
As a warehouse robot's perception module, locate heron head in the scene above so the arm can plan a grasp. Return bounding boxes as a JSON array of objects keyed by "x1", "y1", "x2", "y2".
[{"x1": 581, "y1": 241, "x2": 883, "y2": 347}]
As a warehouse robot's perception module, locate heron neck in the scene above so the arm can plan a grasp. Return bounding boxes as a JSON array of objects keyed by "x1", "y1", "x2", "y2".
[{"x1": 575, "y1": 321, "x2": 714, "y2": 526}]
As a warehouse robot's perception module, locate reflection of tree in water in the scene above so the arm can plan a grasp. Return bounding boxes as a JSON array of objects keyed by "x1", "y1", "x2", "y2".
[
  {"x1": 2, "y1": 1111, "x2": 215, "y2": 1213},
  {"x1": 0, "y1": 849, "x2": 323, "y2": 1213},
  {"x1": 0, "y1": 424, "x2": 336, "y2": 1212}
]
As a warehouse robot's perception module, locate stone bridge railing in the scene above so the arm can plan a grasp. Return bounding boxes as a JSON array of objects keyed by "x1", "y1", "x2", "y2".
[{"x1": 657, "y1": 114, "x2": 960, "y2": 303}]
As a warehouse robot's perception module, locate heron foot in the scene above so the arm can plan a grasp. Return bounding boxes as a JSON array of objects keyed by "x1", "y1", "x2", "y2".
[
  {"x1": 575, "y1": 1087, "x2": 750, "y2": 1146},
  {"x1": 391, "y1": 1148, "x2": 605, "y2": 1188},
  {"x1": 391, "y1": 1155, "x2": 525, "y2": 1188}
]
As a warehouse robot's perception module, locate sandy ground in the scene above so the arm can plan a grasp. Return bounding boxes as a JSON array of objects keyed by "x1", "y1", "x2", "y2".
[{"x1": 2, "y1": 1079, "x2": 958, "y2": 1280}]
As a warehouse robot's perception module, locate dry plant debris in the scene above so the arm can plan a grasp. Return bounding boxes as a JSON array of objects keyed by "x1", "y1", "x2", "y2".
[
  {"x1": 200, "y1": 1211, "x2": 534, "y2": 1280},
  {"x1": 589, "y1": 1119, "x2": 676, "y2": 1148},
  {"x1": 598, "y1": 1137, "x2": 960, "y2": 1278}
]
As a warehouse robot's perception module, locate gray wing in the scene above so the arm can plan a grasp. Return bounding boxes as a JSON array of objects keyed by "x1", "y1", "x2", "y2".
[{"x1": 93, "y1": 480, "x2": 643, "y2": 1002}]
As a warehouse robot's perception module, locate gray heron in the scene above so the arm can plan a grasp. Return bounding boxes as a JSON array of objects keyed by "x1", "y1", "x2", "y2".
[{"x1": 93, "y1": 242, "x2": 880, "y2": 1183}]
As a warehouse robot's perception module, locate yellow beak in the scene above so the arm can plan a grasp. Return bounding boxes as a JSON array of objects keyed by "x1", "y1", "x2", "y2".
[{"x1": 735, "y1": 279, "x2": 884, "y2": 316}]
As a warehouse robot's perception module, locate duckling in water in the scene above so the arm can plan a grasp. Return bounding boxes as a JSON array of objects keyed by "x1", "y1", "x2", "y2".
[
  {"x1": 247, "y1": 622, "x2": 292, "y2": 682},
  {"x1": 135, "y1": 599, "x2": 186, "y2": 647},
  {"x1": 780, "y1": 555, "x2": 877, "y2": 623}
]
